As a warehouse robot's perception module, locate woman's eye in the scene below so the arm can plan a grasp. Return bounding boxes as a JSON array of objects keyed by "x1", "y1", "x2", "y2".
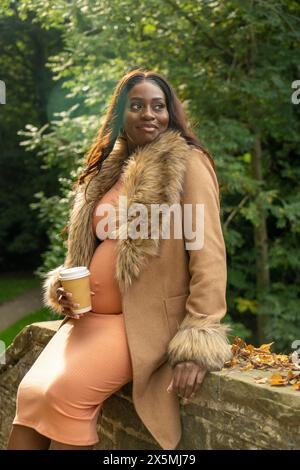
[{"x1": 130, "y1": 103, "x2": 165, "y2": 111}]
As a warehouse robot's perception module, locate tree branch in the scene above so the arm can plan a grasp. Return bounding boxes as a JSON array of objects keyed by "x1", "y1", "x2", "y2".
[
  {"x1": 164, "y1": 0, "x2": 234, "y2": 60},
  {"x1": 224, "y1": 195, "x2": 250, "y2": 230}
]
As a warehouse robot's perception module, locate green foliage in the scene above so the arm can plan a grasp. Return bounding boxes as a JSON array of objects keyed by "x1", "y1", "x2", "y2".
[
  {"x1": 0, "y1": 276, "x2": 40, "y2": 305},
  {"x1": 0, "y1": 5, "x2": 62, "y2": 270},
  {"x1": 256, "y1": 283, "x2": 300, "y2": 353},
  {"x1": 1, "y1": 0, "x2": 300, "y2": 349}
]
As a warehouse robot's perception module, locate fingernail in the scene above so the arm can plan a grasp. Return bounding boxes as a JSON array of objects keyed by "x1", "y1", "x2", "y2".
[{"x1": 74, "y1": 303, "x2": 80, "y2": 307}]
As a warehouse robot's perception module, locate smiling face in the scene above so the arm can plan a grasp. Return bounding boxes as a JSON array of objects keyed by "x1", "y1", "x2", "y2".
[{"x1": 122, "y1": 80, "x2": 170, "y2": 150}]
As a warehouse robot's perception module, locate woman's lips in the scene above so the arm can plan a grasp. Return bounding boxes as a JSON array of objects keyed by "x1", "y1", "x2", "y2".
[{"x1": 139, "y1": 125, "x2": 157, "y2": 132}]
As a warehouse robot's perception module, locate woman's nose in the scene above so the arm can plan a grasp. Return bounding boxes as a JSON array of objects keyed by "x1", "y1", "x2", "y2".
[{"x1": 141, "y1": 106, "x2": 155, "y2": 119}]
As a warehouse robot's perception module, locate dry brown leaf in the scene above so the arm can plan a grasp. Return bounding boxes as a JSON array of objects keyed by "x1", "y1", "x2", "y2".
[
  {"x1": 226, "y1": 337, "x2": 300, "y2": 391},
  {"x1": 254, "y1": 377, "x2": 269, "y2": 384},
  {"x1": 287, "y1": 371, "x2": 298, "y2": 380},
  {"x1": 269, "y1": 373, "x2": 288, "y2": 386},
  {"x1": 240, "y1": 363, "x2": 254, "y2": 371},
  {"x1": 275, "y1": 354, "x2": 289, "y2": 363},
  {"x1": 292, "y1": 381, "x2": 300, "y2": 391},
  {"x1": 258, "y1": 342, "x2": 274, "y2": 353},
  {"x1": 226, "y1": 358, "x2": 239, "y2": 368}
]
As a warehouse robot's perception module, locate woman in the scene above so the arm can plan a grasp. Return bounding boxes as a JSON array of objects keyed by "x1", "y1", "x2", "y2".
[{"x1": 8, "y1": 68, "x2": 232, "y2": 450}]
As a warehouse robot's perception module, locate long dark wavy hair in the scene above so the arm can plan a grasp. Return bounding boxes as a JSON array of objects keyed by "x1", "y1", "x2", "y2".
[{"x1": 61, "y1": 68, "x2": 218, "y2": 239}]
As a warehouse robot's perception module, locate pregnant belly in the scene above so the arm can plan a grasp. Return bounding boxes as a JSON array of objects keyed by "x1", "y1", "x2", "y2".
[{"x1": 88, "y1": 239, "x2": 122, "y2": 314}]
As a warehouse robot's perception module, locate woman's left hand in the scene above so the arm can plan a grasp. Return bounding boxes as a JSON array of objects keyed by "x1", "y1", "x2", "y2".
[{"x1": 166, "y1": 361, "x2": 207, "y2": 400}]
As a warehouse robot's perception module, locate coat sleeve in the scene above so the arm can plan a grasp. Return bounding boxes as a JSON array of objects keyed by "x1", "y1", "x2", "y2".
[
  {"x1": 166, "y1": 148, "x2": 232, "y2": 371},
  {"x1": 41, "y1": 264, "x2": 65, "y2": 315},
  {"x1": 41, "y1": 185, "x2": 84, "y2": 315}
]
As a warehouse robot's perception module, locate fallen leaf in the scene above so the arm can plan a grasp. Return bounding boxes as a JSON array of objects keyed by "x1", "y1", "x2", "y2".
[
  {"x1": 287, "y1": 371, "x2": 298, "y2": 381},
  {"x1": 275, "y1": 354, "x2": 289, "y2": 363},
  {"x1": 292, "y1": 381, "x2": 300, "y2": 391},
  {"x1": 269, "y1": 373, "x2": 288, "y2": 386},
  {"x1": 240, "y1": 363, "x2": 254, "y2": 371},
  {"x1": 226, "y1": 358, "x2": 239, "y2": 368},
  {"x1": 225, "y1": 337, "x2": 300, "y2": 391},
  {"x1": 254, "y1": 377, "x2": 269, "y2": 384},
  {"x1": 259, "y1": 342, "x2": 274, "y2": 353}
]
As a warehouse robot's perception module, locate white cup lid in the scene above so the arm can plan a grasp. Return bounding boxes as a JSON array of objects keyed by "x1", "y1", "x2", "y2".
[{"x1": 59, "y1": 266, "x2": 90, "y2": 281}]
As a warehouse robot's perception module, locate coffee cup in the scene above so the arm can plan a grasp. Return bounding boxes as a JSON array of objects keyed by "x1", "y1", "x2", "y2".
[{"x1": 59, "y1": 266, "x2": 91, "y2": 314}]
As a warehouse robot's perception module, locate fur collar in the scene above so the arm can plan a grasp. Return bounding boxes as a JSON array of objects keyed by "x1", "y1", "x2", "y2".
[{"x1": 64, "y1": 129, "x2": 192, "y2": 293}]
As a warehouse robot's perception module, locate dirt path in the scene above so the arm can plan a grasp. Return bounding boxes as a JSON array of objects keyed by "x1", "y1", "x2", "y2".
[{"x1": 0, "y1": 286, "x2": 43, "y2": 331}]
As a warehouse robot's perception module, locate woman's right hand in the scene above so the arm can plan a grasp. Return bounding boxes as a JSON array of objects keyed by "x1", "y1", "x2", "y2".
[{"x1": 56, "y1": 287, "x2": 83, "y2": 320}]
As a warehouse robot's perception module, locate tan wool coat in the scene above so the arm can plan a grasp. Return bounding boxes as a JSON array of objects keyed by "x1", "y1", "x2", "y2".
[{"x1": 42, "y1": 129, "x2": 232, "y2": 450}]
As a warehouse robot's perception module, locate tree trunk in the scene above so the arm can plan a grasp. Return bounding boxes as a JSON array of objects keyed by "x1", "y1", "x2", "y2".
[{"x1": 251, "y1": 135, "x2": 270, "y2": 343}]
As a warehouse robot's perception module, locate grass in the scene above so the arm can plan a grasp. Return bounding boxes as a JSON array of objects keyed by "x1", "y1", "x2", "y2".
[
  {"x1": 0, "y1": 307, "x2": 61, "y2": 349},
  {"x1": 0, "y1": 276, "x2": 41, "y2": 305}
]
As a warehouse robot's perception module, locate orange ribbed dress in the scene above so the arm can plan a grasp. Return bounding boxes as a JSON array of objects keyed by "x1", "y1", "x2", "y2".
[{"x1": 13, "y1": 178, "x2": 133, "y2": 446}]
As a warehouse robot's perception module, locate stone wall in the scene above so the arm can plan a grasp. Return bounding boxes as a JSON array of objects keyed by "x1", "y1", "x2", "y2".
[{"x1": 1, "y1": 321, "x2": 299, "y2": 450}]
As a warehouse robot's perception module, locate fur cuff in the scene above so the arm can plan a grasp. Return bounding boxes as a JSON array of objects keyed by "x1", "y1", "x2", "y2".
[
  {"x1": 42, "y1": 265, "x2": 64, "y2": 315},
  {"x1": 167, "y1": 315, "x2": 233, "y2": 371}
]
